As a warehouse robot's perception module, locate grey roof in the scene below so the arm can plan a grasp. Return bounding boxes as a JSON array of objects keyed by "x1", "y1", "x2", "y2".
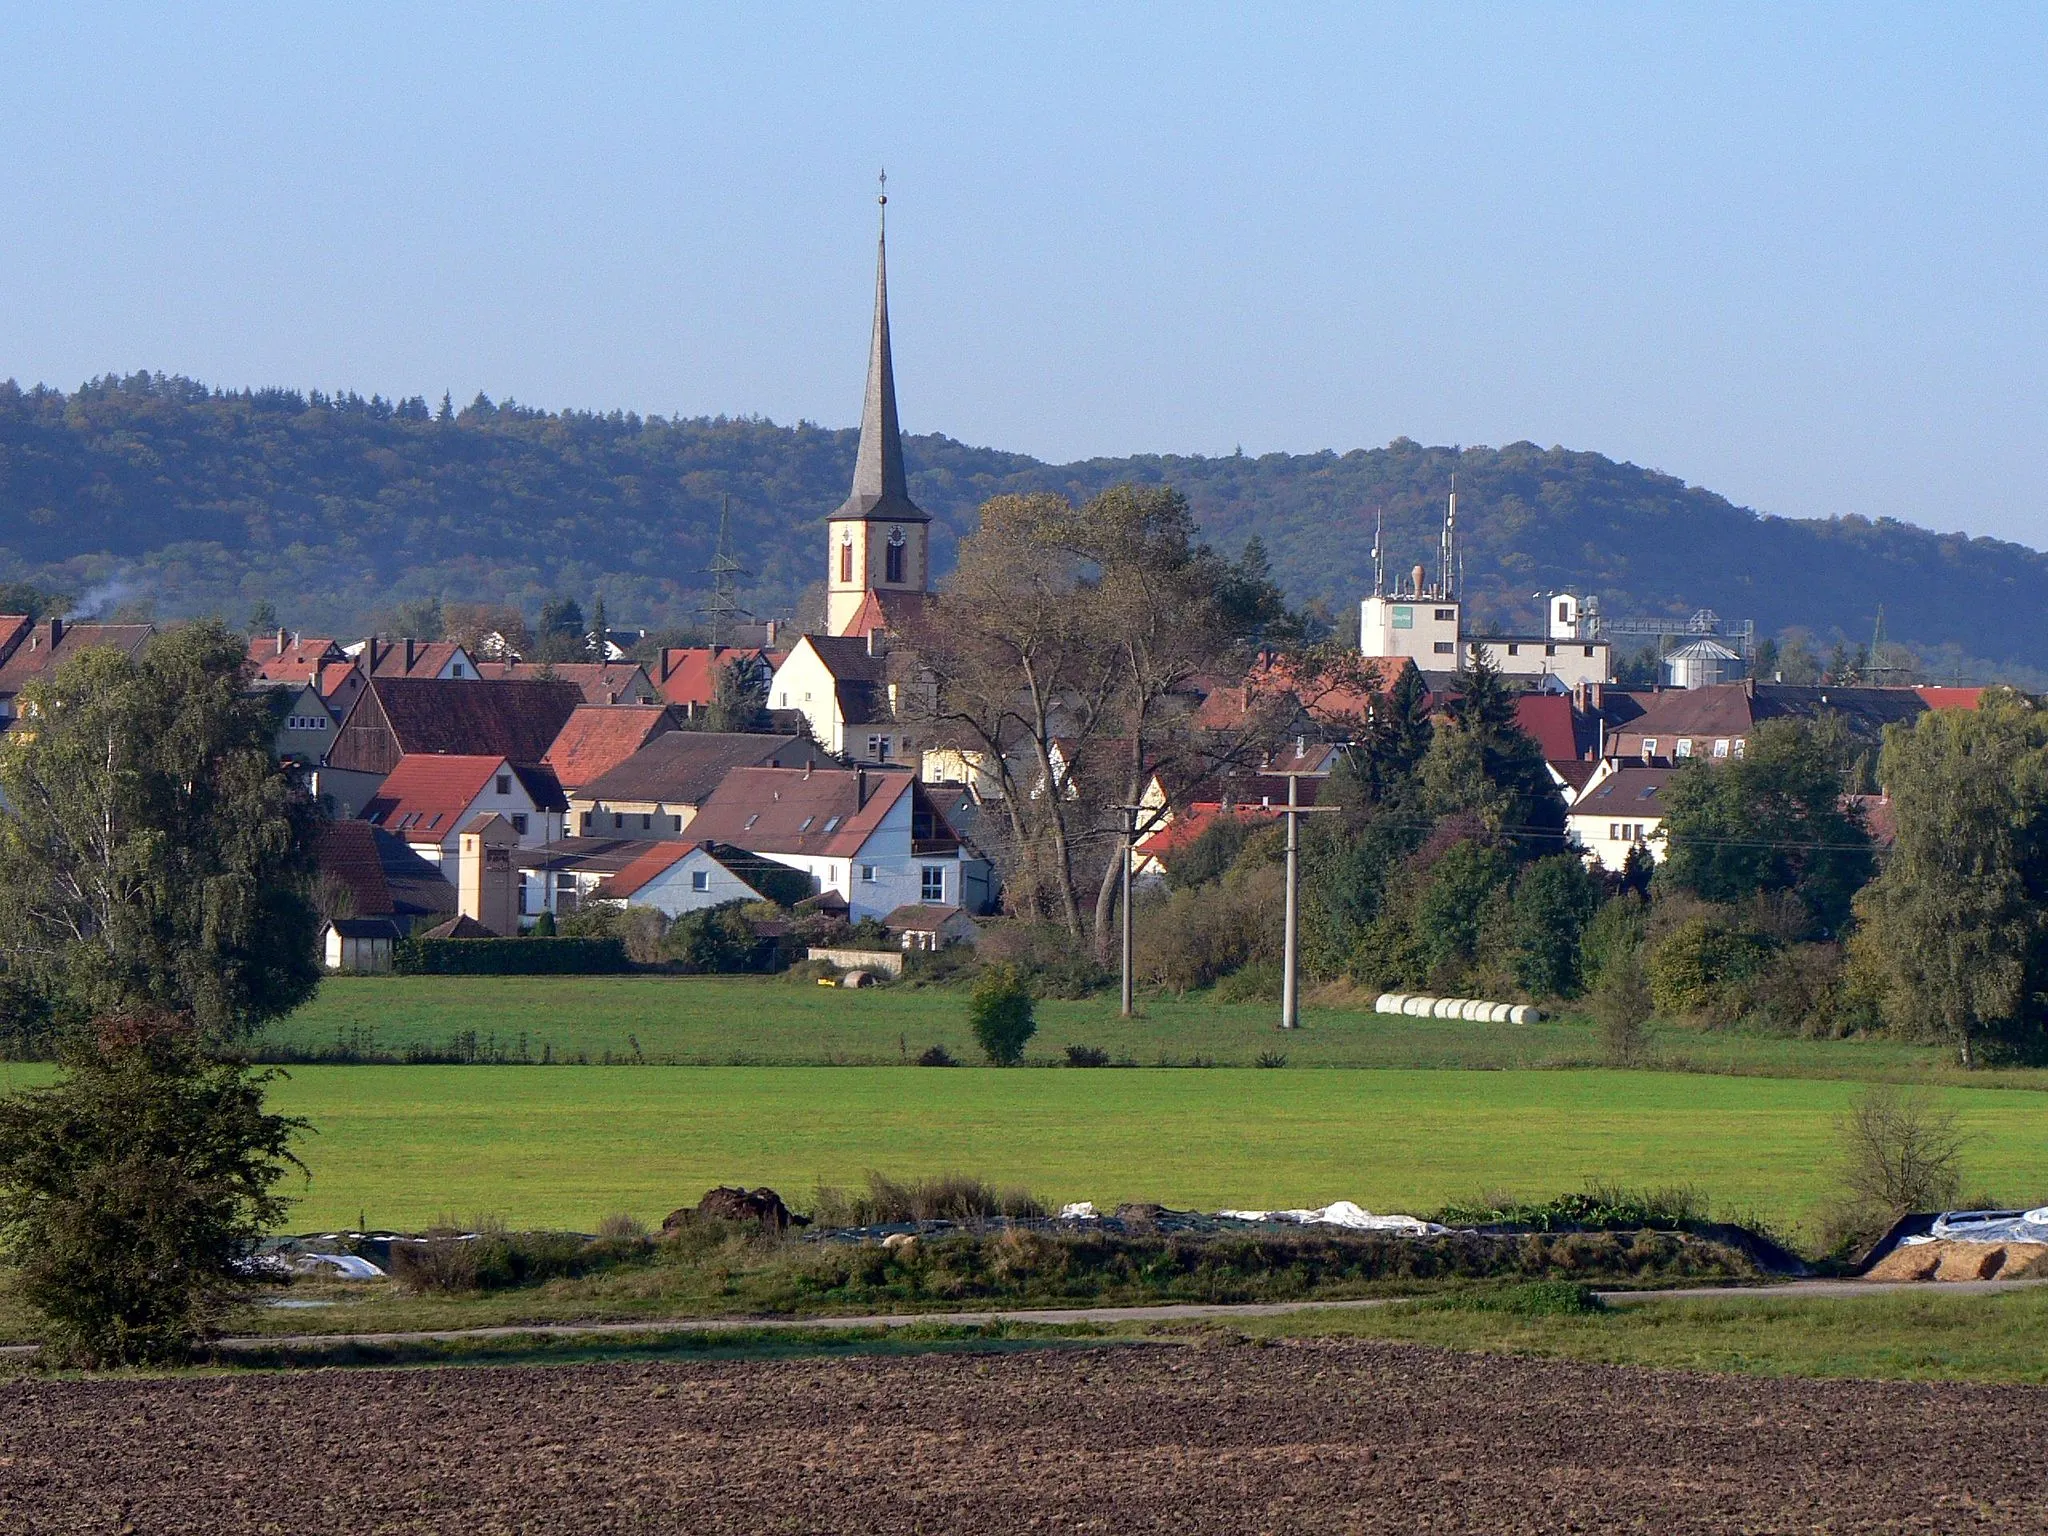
[
  {"x1": 1667, "y1": 637, "x2": 1742, "y2": 661},
  {"x1": 578, "y1": 732, "x2": 826, "y2": 807},
  {"x1": 832, "y1": 213, "x2": 929, "y2": 525},
  {"x1": 1570, "y1": 764, "x2": 1676, "y2": 812}
]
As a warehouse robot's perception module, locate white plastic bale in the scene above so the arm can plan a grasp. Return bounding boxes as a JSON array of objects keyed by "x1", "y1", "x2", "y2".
[
  {"x1": 1489, "y1": 1003, "x2": 1513, "y2": 1023},
  {"x1": 1376, "y1": 993, "x2": 1404, "y2": 1015},
  {"x1": 1507, "y1": 1004, "x2": 1530, "y2": 1025},
  {"x1": 1404, "y1": 997, "x2": 1429, "y2": 1016},
  {"x1": 1435, "y1": 998, "x2": 1459, "y2": 1019}
]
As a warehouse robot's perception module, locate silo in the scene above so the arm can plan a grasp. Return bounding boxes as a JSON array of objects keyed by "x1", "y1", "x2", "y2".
[{"x1": 1663, "y1": 637, "x2": 1745, "y2": 690}]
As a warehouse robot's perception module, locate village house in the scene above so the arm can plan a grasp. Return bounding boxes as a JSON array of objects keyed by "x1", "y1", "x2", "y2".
[
  {"x1": 263, "y1": 680, "x2": 341, "y2": 765},
  {"x1": 317, "y1": 674, "x2": 584, "y2": 816},
  {"x1": 1565, "y1": 761, "x2": 1675, "y2": 869},
  {"x1": 474, "y1": 658, "x2": 660, "y2": 705},
  {"x1": 682, "y1": 764, "x2": 990, "y2": 920},
  {"x1": 350, "y1": 637, "x2": 481, "y2": 681},
  {"x1": 883, "y1": 903, "x2": 980, "y2": 951},
  {"x1": 593, "y1": 840, "x2": 812, "y2": 919},
  {"x1": 541, "y1": 703, "x2": 681, "y2": 797},
  {"x1": 359, "y1": 754, "x2": 567, "y2": 890},
  {"x1": 650, "y1": 646, "x2": 784, "y2": 717},
  {"x1": 571, "y1": 731, "x2": 829, "y2": 838},
  {"x1": 0, "y1": 616, "x2": 155, "y2": 726},
  {"x1": 1598, "y1": 680, "x2": 1978, "y2": 765},
  {"x1": 312, "y1": 818, "x2": 458, "y2": 972},
  {"x1": 768, "y1": 633, "x2": 926, "y2": 762}
]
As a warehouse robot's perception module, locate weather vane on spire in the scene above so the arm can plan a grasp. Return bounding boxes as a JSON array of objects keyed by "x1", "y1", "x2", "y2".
[{"x1": 878, "y1": 167, "x2": 887, "y2": 206}]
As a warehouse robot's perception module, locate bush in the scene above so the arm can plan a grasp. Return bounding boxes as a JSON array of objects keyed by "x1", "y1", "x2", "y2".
[
  {"x1": 972, "y1": 921, "x2": 1110, "y2": 999},
  {"x1": 968, "y1": 964, "x2": 1037, "y2": 1066},
  {"x1": 1136, "y1": 865, "x2": 1284, "y2": 992},
  {"x1": 661, "y1": 901, "x2": 774, "y2": 974},
  {"x1": 395, "y1": 936, "x2": 628, "y2": 975},
  {"x1": 1437, "y1": 1185, "x2": 1708, "y2": 1232},
  {"x1": 1822, "y1": 1085, "x2": 1967, "y2": 1251},
  {"x1": 391, "y1": 1225, "x2": 654, "y2": 1293},
  {"x1": 0, "y1": 1013, "x2": 305, "y2": 1366},
  {"x1": 529, "y1": 910, "x2": 556, "y2": 937},
  {"x1": 1064, "y1": 1044, "x2": 1111, "y2": 1067},
  {"x1": 809, "y1": 1171, "x2": 1045, "y2": 1226},
  {"x1": 1646, "y1": 916, "x2": 1775, "y2": 1021},
  {"x1": 1216, "y1": 961, "x2": 1283, "y2": 1003},
  {"x1": 1590, "y1": 945, "x2": 1653, "y2": 1067},
  {"x1": 916, "y1": 1044, "x2": 957, "y2": 1067}
]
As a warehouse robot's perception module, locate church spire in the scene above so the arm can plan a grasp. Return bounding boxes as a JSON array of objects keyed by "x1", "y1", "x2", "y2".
[{"x1": 836, "y1": 173, "x2": 928, "y2": 524}]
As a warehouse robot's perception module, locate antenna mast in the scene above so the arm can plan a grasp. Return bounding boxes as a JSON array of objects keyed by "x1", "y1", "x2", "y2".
[
  {"x1": 700, "y1": 492, "x2": 753, "y2": 648},
  {"x1": 1440, "y1": 463, "x2": 1459, "y2": 599},
  {"x1": 1371, "y1": 506, "x2": 1384, "y2": 598}
]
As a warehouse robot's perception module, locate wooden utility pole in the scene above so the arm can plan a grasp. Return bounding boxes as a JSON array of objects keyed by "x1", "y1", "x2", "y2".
[{"x1": 1114, "y1": 801, "x2": 1167, "y2": 1018}]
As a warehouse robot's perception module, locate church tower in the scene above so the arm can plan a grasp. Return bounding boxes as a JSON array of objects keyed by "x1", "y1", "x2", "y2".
[{"x1": 826, "y1": 183, "x2": 931, "y2": 638}]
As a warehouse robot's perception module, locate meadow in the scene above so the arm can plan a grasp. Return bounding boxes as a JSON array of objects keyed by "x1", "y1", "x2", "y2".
[
  {"x1": 5, "y1": 1059, "x2": 2041, "y2": 1239},
  {"x1": 260, "y1": 975, "x2": 1972, "y2": 1080}
]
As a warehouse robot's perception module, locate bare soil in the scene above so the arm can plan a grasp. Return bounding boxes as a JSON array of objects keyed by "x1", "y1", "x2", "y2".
[{"x1": 4, "y1": 1338, "x2": 2047, "y2": 1533}]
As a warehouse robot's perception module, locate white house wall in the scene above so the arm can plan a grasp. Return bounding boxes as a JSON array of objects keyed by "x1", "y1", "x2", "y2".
[
  {"x1": 620, "y1": 851, "x2": 767, "y2": 919},
  {"x1": 737, "y1": 791, "x2": 962, "y2": 920},
  {"x1": 768, "y1": 645, "x2": 845, "y2": 754}
]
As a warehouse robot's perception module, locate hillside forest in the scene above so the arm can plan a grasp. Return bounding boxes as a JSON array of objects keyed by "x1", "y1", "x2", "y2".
[{"x1": 3, "y1": 373, "x2": 2046, "y2": 682}]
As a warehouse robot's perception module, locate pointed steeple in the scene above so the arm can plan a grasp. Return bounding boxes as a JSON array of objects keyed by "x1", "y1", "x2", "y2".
[{"x1": 835, "y1": 180, "x2": 929, "y2": 524}]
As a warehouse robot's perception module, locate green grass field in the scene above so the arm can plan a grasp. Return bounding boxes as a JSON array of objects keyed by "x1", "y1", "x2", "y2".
[
  {"x1": 259, "y1": 975, "x2": 1978, "y2": 1080},
  {"x1": 6, "y1": 1059, "x2": 2037, "y2": 1238}
]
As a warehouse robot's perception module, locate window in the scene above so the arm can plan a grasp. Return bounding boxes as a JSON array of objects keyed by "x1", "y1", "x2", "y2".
[
  {"x1": 613, "y1": 812, "x2": 624, "y2": 829},
  {"x1": 823, "y1": 816, "x2": 840, "y2": 832},
  {"x1": 580, "y1": 811, "x2": 593, "y2": 832},
  {"x1": 885, "y1": 528, "x2": 906, "y2": 584},
  {"x1": 691, "y1": 869, "x2": 710, "y2": 892},
  {"x1": 1433, "y1": 641, "x2": 1454, "y2": 655},
  {"x1": 1544, "y1": 644, "x2": 1557, "y2": 657},
  {"x1": 1675, "y1": 739, "x2": 1693, "y2": 759},
  {"x1": 868, "y1": 734, "x2": 890, "y2": 760},
  {"x1": 495, "y1": 774, "x2": 511, "y2": 795},
  {"x1": 798, "y1": 815, "x2": 815, "y2": 831},
  {"x1": 1506, "y1": 644, "x2": 1519, "y2": 656},
  {"x1": 1583, "y1": 645, "x2": 1595, "y2": 657},
  {"x1": 1434, "y1": 608, "x2": 1455, "y2": 621},
  {"x1": 1609, "y1": 823, "x2": 1620, "y2": 841},
  {"x1": 671, "y1": 814, "x2": 683, "y2": 832},
  {"x1": 921, "y1": 865, "x2": 945, "y2": 902},
  {"x1": 743, "y1": 813, "x2": 759, "y2": 830},
  {"x1": 518, "y1": 876, "x2": 530, "y2": 915},
  {"x1": 1713, "y1": 738, "x2": 1729, "y2": 758},
  {"x1": 839, "y1": 536, "x2": 854, "y2": 583},
  {"x1": 511, "y1": 813, "x2": 528, "y2": 835},
  {"x1": 452, "y1": 662, "x2": 466, "y2": 678},
  {"x1": 1642, "y1": 738, "x2": 1658, "y2": 758},
  {"x1": 777, "y1": 693, "x2": 787, "y2": 708},
  {"x1": 1732, "y1": 738, "x2": 1746, "y2": 759},
  {"x1": 861, "y1": 864, "x2": 878, "y2": 883},
  {"x1": 640, "y1": 813, "x2": 652, "y2": 831}
]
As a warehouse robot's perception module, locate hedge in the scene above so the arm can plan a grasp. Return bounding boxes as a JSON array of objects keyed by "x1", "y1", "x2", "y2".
[{"x1": 394, "y1": 937, "x2": 630, "y2": 976}]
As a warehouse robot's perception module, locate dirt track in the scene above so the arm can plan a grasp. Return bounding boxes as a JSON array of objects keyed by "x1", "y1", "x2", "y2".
[{"x1": 4, "y1": 1338, "x2": 2046, "y2": 1533}]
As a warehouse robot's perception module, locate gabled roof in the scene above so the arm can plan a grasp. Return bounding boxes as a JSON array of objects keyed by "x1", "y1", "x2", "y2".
[
  {"x1": 420, "y1": 915, "x2": 495, "y2": 940},
  {"x1": 794, "y1": 634, "x2": 889, "y2": 684},
  {"x1": 1136, "y1": 802, "x2": 1283, "y2": 862},
  {"x1": 1914, "y1": 686, "x2": 1986, "y2": 711},
  {"x1": 357, "y1": 638, "x2": 475, "y2": 679},
  {"x1": 542, "y1": 704, "x2": 679, "y2": 791},
  {"x1": 313, "y1": 819, "x2": 456, "y2": 919},
  {"x1": 0, "y1": 615, "x2": 30, "y2": 666},
  {"x1": 246, "y1": 634, "x2": 347, "y2": 683},
  {"x1": 650, "y1": 646, "x2": 779, "y2": 708},
  {"x1": 883, "y1": 903, "x2": 967, "y2": 931},
  {"x1": 1568, "y1": 763, "x2": 1675, "y2": 815},
  {"x1": 579, "y1": 731, "x2": 826, "y2": 807},
  {"x1": 685, "y1": 766, "x2": 928, "y2": 858},
  {"x1": 831, "y1": 213, "x2": 929, "y2": 526},
  {"x1": 326, "y1": 916, "x2": 404, "y2": 940},
  {"x1": 474, "y1": 659, "x2": 656, "y2": 705},
  {"x1": 362, "y1": 756, "x2": 505, "y2": 841},
  {"x1": 0, "y1": 620, "x2": 154, "y2": 698},
  {"x1": 328, "y1": 676, "x2": 584, "y2": 774},
  {"x1": 837, "y1": 589, "x2": 929, "y2": 640},
  {"x1": 601, "y1": 841, "x2": 779, "y2": 903},
  {"x1": 1513, "y1": 693, "x2": 1583, "y2": 762}
]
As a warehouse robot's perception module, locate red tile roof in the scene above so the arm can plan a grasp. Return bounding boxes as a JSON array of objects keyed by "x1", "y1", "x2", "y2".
[
  {"x1": 246, "y1": 635, "x2": 346, "y2": 684},
  {"x1": 600, "y1": 841, "x2": 695, "y2": 898},
  {"x1": 1914, "y1": 687, "x2": 1987, "y2": 711},
  {"x1": 0, "y1": 615, "x2": 29, "y2": 663},
  {"x1": 361, "y1": 755, "x2": 504, "y2": 841},
  {"x1": 542, "y1": 704, "x2": 678, "y2": 791},
  {"x1": 358, "y1": 639, "x2": 473, "y2": 679},
  {"x1": 651, "y1": 647, "x2": 779, "y2": 708},
  {"x1": 685, "y1": 767, "x2": 924, "y2": 858},
  {"x1": 837, "y1": 589, "x2": 929, "y2": 639},
  {"x1": 1136, "y1": 802, "x2": 1283, "y2": 862},
  {"x1": 579, "y1": 732, "x2": 828, "y2": 807}
]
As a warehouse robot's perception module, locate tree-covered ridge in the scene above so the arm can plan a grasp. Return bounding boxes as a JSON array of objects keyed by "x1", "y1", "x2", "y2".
[{"x1": 2, "y1": 372, "x2": 2043, "y2": 675}]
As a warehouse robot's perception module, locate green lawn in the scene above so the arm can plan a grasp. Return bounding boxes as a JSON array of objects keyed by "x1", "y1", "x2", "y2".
[
  {"x1": 4, "y1": 1062, "x2": 2034, "y2": 1239},
  {"x1": 258, "y1": 975, "x2": 1971, "y2": 1080}
]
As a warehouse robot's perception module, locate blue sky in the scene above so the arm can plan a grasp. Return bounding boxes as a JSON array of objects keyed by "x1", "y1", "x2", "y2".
[{"x1": 3, "y1": 5, "x2": 2044, "y2": 545}]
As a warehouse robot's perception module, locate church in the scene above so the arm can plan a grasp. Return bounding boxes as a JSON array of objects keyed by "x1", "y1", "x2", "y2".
[{"x1": 768, "y1": 191, "x2": 935, "y2": 761}]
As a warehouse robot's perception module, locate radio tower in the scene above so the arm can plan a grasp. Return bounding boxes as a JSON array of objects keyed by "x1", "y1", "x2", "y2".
[{"x1": 700, "y1": 493, "x2": 752, "y2": 648}]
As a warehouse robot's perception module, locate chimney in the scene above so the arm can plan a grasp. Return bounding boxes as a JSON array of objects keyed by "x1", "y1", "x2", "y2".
[
  {"x1": 404, "y1": 638, "x2": 417, "y2": 672},
  {"x1": 46, "y1": 617, "x2": 62, "y2": 647},
  {"x1": 802, "y1": 761, "x2": 813, "y2": 780},
  {"x1": 856, "y1": 764, "x2": 869, "y2": 810},
  {"x1": 275, "y1": 627, "x2": 287, "y2": 656},
  {"x1": 866, "y1": 628, "x2": 888, "y2": 658},
  {"x1": 764, "y1": 619, "x2": 779, "y2": 646}
]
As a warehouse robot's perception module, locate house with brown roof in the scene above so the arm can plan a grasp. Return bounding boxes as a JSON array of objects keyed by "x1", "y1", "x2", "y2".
[
  {"x1": 349, "y1": 637, "x2": 481, "y2": 681},
  {"x1": 474, "y1": 658, "x2": 660, "y2": 705},
  {"x1": 768, "y1": 633, "x2": 929, "y2": 762},
  {"x1": 360, "y1": 754, "x2": 567, "y2": 884},
  {"x1": 542, "y1": 703, "x2": 680, "y2": 795},
  {"x1": 572, "y1": 731, "x2": 828, "y2": 839},
  {"x1": 592, "y1": 840, "x2": 813, "y2": 919},
  {"x1": 313, "y1": 819, "x2": 458, "y2": 930},
  {"x1": 684, "y1": 764, "x2": 989, "y2": 919},
  {"x1": 0, "y1": 617, "x2": 155, "y2": 725},
  {"x1": 323, "y1": 675, "x2": 585, "y2": 814},
  {"x1": 1566, "y1": 762, "x2": 1676, "y2": 869},
  {"x1": 1599, "y1": 681, "x2": 1969, "y2": 766}
]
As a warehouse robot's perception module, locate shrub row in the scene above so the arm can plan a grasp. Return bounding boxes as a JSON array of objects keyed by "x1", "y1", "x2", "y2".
[{"x1": 394, "y1": 937, "x2": 629, "y2": 975}]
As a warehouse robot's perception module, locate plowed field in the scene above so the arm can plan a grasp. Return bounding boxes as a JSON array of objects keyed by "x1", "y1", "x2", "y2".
[{"x1": 4, "y1": 1338, "x2": 2046, "y2": 1532}]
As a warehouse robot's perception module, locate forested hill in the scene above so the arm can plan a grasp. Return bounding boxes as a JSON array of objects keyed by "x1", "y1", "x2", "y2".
[{"x1": 3, "y1": 372, "x2": 2044, "y2": 676}]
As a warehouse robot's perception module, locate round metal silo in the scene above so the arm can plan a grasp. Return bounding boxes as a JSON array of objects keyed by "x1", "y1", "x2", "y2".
[{"x1": 1662, "y1": 637, "x2": 1745, "y2": 689}]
